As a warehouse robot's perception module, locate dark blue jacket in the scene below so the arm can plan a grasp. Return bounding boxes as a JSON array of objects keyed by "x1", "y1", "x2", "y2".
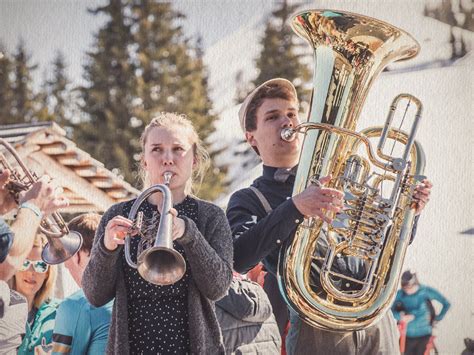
[{"x1": 227, "y1": 165, "x2": 420, "y2": 282}]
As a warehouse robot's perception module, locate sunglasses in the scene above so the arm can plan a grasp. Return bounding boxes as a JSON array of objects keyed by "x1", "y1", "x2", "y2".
[{"x1": 19, "y1": 259, "x2": 49, "y2": 273}]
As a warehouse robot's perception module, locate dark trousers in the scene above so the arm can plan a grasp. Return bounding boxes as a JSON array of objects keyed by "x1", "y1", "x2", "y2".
[
  {"x1": 286, "y1": 311, "x2": 400, "y2": 355},
  {"x1": 405, "y1": 335, "x2": 431, "y2": 355},
  {"x1": 263, "y1": 272, "x2": 289, "y2": 336}
]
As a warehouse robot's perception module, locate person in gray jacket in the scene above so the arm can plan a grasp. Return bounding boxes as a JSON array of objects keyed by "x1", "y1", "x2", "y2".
[
  {"x1": 82, "y1": 113, "x2": 233, "y2": 355},
  {"x1": 216, "y1": 278, "x2": 281, "y2": 354}
]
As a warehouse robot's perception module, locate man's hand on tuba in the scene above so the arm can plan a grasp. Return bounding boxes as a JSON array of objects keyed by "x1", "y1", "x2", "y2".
[
  {"x1": 413, "y1": 178, "x2": 432, "y2": 216},
  {"x1": 292, "y1": 175, "x2": 345, "y2": 223}
]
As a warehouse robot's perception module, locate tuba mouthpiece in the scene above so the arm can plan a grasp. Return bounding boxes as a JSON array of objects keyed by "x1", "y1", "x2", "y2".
[{"x1": 281, "y1": 128, "x2": 297, "y2": 142}]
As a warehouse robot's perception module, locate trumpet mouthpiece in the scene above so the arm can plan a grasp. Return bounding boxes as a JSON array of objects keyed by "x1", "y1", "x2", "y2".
[{"x1": 163, "y1": 172, "x2": 173, "y2": 185}]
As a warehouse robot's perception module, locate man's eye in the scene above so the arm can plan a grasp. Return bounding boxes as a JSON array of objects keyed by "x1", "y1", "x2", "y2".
[{"x1": 266, "y1": 115, "x2": 277, "y2": 121}]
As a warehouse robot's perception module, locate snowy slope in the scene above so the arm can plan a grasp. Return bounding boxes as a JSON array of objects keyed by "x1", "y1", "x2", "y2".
[{"x1": 204, "y1": 2, "x2": 474, "y2": 205}]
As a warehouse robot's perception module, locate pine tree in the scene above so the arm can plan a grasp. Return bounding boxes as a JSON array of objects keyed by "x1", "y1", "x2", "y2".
[
  {"x1": 75, "y1": 0, "x2": 138, "y2": 183},
  {"x1": 38, "y1": 51, "x2": 74, "y2": 127},
  {"x1": 9, "y1": 41, "x2": 38, "y2": 124},
  {"x1": 252, "y1": 1, "x2": 311, "y2": 103},
  {"x1": 0, "y1": 45, "x2": 13, "y2": 123},
  {"x1": 130, "y1": 1, "x2": 226, "y2": 200},
  {"x1": 234, "y1": 1, "x2": 312, "y2": 172}
]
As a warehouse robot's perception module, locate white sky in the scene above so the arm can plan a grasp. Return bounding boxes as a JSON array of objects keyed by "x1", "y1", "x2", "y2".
[{"x1": 0, "y1": 0, "x2": 274, "y2": 87}]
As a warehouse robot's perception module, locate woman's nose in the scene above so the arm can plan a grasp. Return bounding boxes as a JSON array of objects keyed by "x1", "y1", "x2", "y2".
[{"x1": 162, "y1": 150, "x2": 174, "y2": 165}]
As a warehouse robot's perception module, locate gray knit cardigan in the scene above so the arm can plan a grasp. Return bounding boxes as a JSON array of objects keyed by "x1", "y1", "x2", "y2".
[{"x1": 82, "y1": 197, "x2": 233, "y2": 354}]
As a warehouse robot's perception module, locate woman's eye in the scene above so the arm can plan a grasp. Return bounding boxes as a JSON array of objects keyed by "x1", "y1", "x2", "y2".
[{"x1": 174, "y1": 146, "x2": 185, "y2": 152}]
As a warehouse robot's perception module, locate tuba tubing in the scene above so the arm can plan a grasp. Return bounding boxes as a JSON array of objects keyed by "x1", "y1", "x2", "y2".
[{"x1": 277, "y1": 9, "x2": 425, "y2": 331}]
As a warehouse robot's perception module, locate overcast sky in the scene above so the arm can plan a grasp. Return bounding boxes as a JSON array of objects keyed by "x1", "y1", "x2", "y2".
[{"x1": 0, "y1": 0, "x2": 275, "y2": 87}]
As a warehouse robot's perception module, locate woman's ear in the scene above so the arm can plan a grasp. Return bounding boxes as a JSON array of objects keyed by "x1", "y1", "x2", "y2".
[{"x1": 140, "y1": 154, "x2": 147, "y2": 169}]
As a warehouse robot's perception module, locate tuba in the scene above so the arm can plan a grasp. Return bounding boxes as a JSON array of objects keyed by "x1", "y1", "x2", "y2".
[
  {"x1": 0, "y1": 138, "x2": 83, "y2": 265},
  {"x1": 124, "y1": 172, "x2": 186, "y2": 286},
  {"x1": 277, "y1": 10, "x2": 426, "y2": 331}
]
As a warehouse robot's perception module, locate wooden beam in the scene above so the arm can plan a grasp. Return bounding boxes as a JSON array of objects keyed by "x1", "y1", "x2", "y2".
[
  {"x1": 27, "y1": 151, "x2": 115, "y2": 212},
  {"x1": 73, "y1": 165, "x2": 98, "y2": 178},
  {"x1": 39, "y1": 142, "x2": 70, "y2": 155}
]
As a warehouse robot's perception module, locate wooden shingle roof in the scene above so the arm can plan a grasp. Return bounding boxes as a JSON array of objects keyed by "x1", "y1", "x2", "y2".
[{"x1": 0, "y1": 122, "x2": 139, "y2": 213}]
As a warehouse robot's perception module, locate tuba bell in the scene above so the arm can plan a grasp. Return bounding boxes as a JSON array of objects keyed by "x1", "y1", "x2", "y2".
[
  {"x1": 0, "y1": 138, "x2": 83, "y2": 265},
  {"x1": 277, "y1": 10, "x2": 426, "y2": 331},
  {"x1": 124, "y1": 172, "x2": 186, "y2": 286}
]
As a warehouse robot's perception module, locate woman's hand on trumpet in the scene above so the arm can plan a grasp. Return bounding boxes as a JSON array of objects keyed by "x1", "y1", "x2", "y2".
[
  {"x1": 169, "y1": 208, "x2": 185, "y2": 241},
  {"x1": 104, "y1": 216, "x2": 138, "y2": 251}
]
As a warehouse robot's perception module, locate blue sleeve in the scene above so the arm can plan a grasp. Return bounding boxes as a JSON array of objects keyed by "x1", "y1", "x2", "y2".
[
  {"x1": 426, "y1": 286, "x2": 451, "y2": 321},
  {"x1": 86, "y1": 335, "x2": 108, "y2": 355},
  {"x1": 391, "y1": 291, "x2": 403, "y2": 321},
  {"x1": 52, "y1": 299, "x2": 90, "y2": 354},
  {"x1": 52, "y1": 300, "x2": 75, "y2": 354}
]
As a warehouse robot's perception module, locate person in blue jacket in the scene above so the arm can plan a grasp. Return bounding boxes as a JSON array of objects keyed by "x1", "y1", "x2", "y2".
[
  {"x1": 52, "y1": 213, "x2": 112, "y2": 355},
  {"x1": 392, "y1": 270, "x2": 451, "y2": 355}
]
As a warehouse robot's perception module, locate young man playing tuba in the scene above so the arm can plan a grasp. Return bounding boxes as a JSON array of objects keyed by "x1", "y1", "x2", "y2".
[{"x1": 226, "y1": 78, "x2": 432, "y2": 354}]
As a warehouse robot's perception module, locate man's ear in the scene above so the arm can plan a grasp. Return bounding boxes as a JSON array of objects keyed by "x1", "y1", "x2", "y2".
[{"x1": 245, "y1": 131, "x2": 257, "y2": 149}]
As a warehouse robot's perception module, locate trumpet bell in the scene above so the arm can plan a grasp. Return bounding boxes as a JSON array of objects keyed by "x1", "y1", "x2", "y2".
[
  {"x1": 137, "y1": 247, "x2": 186, "y2": 286},
  {"x1": 42, "y1": 231, "x2": 83, "y2": 265}
]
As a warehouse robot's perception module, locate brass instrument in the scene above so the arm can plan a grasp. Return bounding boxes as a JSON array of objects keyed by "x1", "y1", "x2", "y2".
[
  {"x1": 0, "y1": 138, "x2": 83, "y2": 265},
  {"x1": 277, "y1": 10, "x2": 426, "y2": 331},
  {"x1": 125, "y1": 172, "x2": 186, "y2": 285}
]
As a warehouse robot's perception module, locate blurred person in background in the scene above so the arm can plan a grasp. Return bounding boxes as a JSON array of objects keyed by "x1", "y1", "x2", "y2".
[
  {"x1": 12, "y1": 233, "x2": 59, "y2": 354},
  {"x1": 392, "y1": 270, "x2": 451, "y2": 355},
  {"x1": 216, "y1": 273, "x2": 281, "y2": 354},
  {"x1": 1, "y1": 170, "x2": 68, "y2": 280},
  {"x1": 52, "y1": 213, "x2": 112, "y2": 355},
  {"x1": 0, "y1": 169, "x2": 67, "y2": 355}
]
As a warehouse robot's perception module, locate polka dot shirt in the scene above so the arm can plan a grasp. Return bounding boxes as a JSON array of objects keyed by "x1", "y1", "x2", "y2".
[{"x1": 123, "y1": 196, "x2": 198, "y2": 355}]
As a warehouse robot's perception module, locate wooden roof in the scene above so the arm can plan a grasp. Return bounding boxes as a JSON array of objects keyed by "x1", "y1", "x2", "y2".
[{"x1": 0, "y1": 122, "x2": 139, "y2": 213}]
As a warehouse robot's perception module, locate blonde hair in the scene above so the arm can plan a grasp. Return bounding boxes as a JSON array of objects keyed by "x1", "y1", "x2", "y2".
[
  {"x1": 139, "y1": 112, "x2": 210, "y2": 194},
  {"x1": 13, "y1": 233, "x2": 57, "y2": 308}
]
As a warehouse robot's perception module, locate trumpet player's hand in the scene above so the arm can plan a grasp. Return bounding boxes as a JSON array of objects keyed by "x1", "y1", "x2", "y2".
[
  {"x1": 104, "y1": 216, "x2": 138, "y2": 251},
  {"x1": 18, "y1": 176, "x2": 68, "y2": 217},
  {"x1": 169, "y1": 208, "x2": 185, "y2": 241},
  {"x1": 413, "y1": 178, "x2": 432, "y2": 216},
  {"x1": 0, "y1": 169, "x2": 17, "y2": 215},
  {"x1": 292, "y1": 175, "x2": 344, "y2": 224}
]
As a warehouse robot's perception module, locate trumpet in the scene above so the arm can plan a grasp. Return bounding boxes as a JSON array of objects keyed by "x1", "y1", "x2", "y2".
[
  {"x1": 124, "y1": 172, "x2": 186, "y2": 285},
  {"x1": 0, "y1": 138, "x2": 83, "y2": 265}
]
